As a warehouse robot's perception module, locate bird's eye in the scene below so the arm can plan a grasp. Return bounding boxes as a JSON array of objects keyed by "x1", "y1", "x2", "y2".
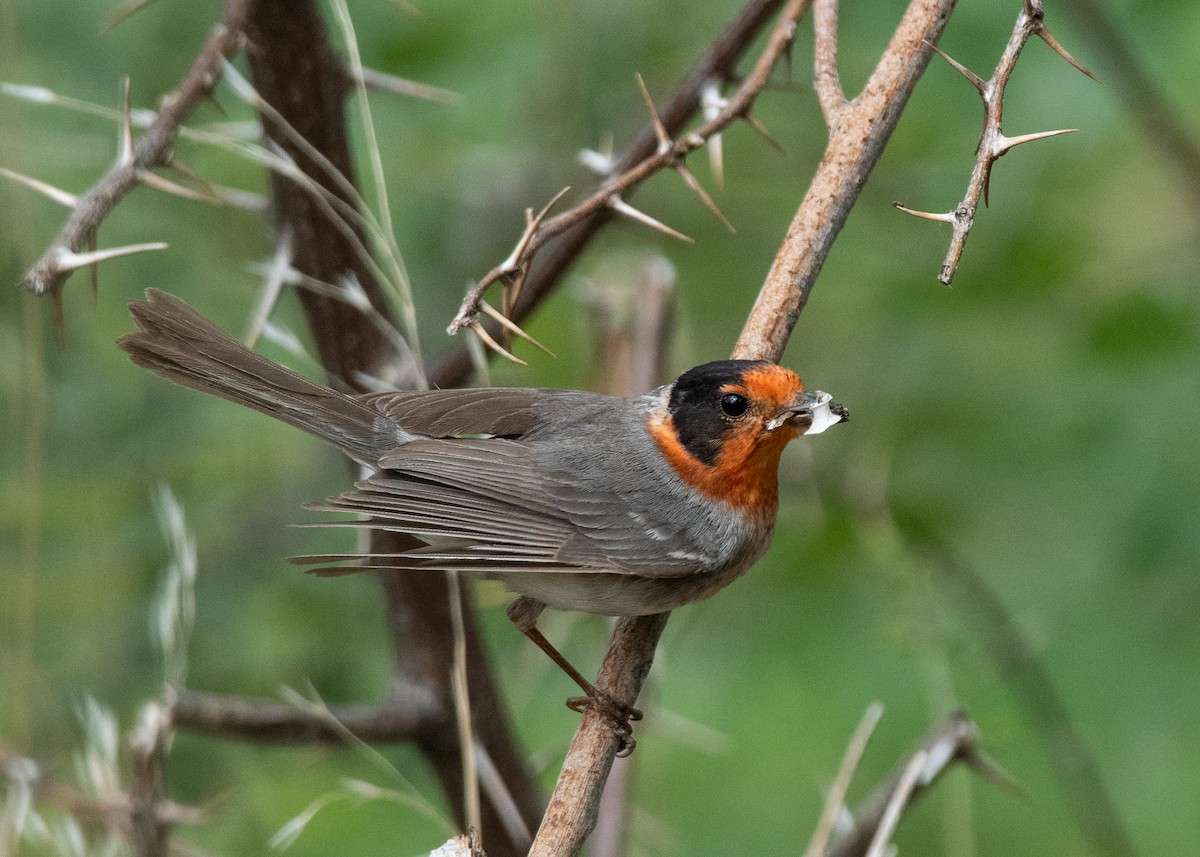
[{"x1": 719, "y1": 392, "x2": 749, "y2": 418}]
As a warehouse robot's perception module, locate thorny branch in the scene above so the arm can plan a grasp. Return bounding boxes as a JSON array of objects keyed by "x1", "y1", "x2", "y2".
[
  {"x1": 448, "y1": 0, "x2": 811, "y2": 357},
  {"x1": 19, "y1": 0, "x2": 254, "y2": 298},
  {"x1": 429, "y1": 0, "x2": 788, "y2": 389},
  {"x1": 894, "y1": 0, "x2": 1095, "y2": 285}
]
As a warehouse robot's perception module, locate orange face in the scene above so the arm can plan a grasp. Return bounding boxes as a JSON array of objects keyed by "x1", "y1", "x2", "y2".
[{"x1": 648, "y1": 362, "x2": 810, "y2": 515}]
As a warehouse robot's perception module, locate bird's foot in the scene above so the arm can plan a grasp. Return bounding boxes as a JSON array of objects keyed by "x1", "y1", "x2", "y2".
[{"x1": 566, "y1": 692, "x2": 644, "y2": 756}]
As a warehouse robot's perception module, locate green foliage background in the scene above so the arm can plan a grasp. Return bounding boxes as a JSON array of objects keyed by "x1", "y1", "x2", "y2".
[{"x1": 2, "y1": 1, "x2": 1198, "y2": 855}]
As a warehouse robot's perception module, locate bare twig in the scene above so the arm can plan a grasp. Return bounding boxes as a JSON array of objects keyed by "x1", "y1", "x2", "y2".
[
  {"x1": 894, "y1": 0, "x2": 1094, "y2": 285},
  {"x1": 448, "y1": 0, "x2": 811, "y2": 357},
  {"x1": 128, "y1": 702, "x2": 172, "y2": 857},
  {"x1": 20, "y1": 0, "x2": 253, "y2": 297},
  {"x1": 172, "y1": 690, "x2": 434, "y2": 744},
  {"x1": 828, "y1": 712, "x2": 988, "y2": 857}
]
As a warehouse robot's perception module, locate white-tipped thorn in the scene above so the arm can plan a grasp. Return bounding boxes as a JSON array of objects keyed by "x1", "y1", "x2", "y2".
[
  {"x1": 675, "y1": 163, "x2": 734, "y2": 233},
  {"x1": 499, "y1": 186, "x2": 570, "y2": 271},
  {"x1": 636, "y1": 73, "x2": 672, "y2": 155},
  {"x1": 0, "y1": 167, "x2": 78, "y2": 208},
  {"x1": 53, "y1": 241, "x2": 167, "y2": 271},
  {"x1": 118, "y1": 76, "x2": 134, "y2": 166},
  {"x1": 479, "y1": 301, "x2": 556, "y2": 357},
  {"x1": 470, "y1": 320, "x2": 527, "y2": 366},
  {"x1": 608, "y1": 196, "x2": 693, "y2": 243},
  {"x1": 892, "y1": 202, "x2": 956, "y2": 223},
  {"x1": 578, "y1": 131, "x2": 616, "y2": 177},
  {"x1": 994, "y1": 128, "x2": 1078, "y2": 156},
  {"x1": 925, "y1": 40, "x2": 986, "y2": 94}
]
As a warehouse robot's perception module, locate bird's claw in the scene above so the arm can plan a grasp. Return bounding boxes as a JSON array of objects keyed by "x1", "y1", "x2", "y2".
[{"x1": 565, "y1": 693, "x2": 644, "y2": 756}]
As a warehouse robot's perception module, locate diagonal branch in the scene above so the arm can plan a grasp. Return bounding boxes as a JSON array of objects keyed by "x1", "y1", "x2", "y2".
[
  {"x1": 20, "y1": 0, "x2": 254, "y2": 297},
  {"x1": 530, "y1": 3, "x2": 961, "y2": 856},
  {"x1": 735, "y1": 0, "x2": 956, "y2": 363}
]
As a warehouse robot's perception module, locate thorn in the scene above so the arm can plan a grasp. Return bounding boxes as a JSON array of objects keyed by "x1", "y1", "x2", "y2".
[
  {"x1": 0, "y1": 167, "x2": 78, "y2": 208},
  {"x1": 499, "y1": 185, "x2": 570, "y2": 271},
  {"x1": 608, "y1": 196, "x2": 693, "y2": 243},
  {"x1": 1036, "y1": 27, "x2": 1099, "y2": 83},
  {"x1": 636, "y1": 73, "x2": 671, "y2": 154},
  {"x1": 925, "y1": 40, "x2": 986, "y2": 94},
  {"x1": 675, "y1": 163, "x2": 734, "y2": 232},
  {"x1": 742, "y1": 111, "x2": 785, "y2": 153},
  {"x1": 892, "y1": 202, "x2": 956, "y2": 223},
  {"x1": 501, "y1": 265, "x2": 527, "y2": 319},
  {"x1": 479, "y1": 301, "x2": 556, "y2": 357},
  {"x1": 119, "y1": 76, "x2": 134, "y2": 166},
  {"x1": 962, "y1": 746, "x2": 1030, "y2": 803},
  {"x1": 165, "y1": 158, "x2": 217, "y2": 193},
  {"x1": 139, "y1": 170, "x2": 222, "y2": 204},
  {"x1": 52, "y1": 241, "x2": 168, "y2": 272},
  {"x1": 469, "y1": 320, "x2": 527, "y2": 366},
  {"x1": 994, "y1": 128, "x2": 1078, "y2": 156}
]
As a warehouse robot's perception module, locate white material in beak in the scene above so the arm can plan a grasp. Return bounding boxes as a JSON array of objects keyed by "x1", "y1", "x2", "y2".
[{"x1": 801, "y1": 391, "x2": 843, "y2": 435}]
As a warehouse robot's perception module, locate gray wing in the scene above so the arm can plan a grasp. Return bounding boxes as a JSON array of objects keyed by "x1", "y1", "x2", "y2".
[
  {"x1": 360, "y1": 388, "x2": 603, "y2": 439},
  {"x1": 300, "y1": 432, "x2": 721, "y2": 578}
]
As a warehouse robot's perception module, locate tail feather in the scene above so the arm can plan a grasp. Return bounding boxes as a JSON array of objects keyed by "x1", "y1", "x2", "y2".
[{"x1": 118, "y1": 289, "x2": 401, "y2": 465}]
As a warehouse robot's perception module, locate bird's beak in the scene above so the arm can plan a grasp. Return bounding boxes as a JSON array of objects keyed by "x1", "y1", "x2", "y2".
[{"x1": 769, "y1": 390, "x2": 849, "y2": 435}]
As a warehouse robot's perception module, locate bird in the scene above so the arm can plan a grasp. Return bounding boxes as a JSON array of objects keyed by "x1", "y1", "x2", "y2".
[{"x1": 119, "y1": 288, "x2": 847, "y2": 750}]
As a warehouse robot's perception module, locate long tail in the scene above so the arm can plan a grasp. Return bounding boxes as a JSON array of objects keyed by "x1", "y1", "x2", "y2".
[{"x1": 118, "y1": 289, "x2": 400, "y2": 466}]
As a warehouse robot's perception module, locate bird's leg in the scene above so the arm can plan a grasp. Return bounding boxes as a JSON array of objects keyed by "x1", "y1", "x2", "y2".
[{"x1": 506, "y1": 596, "x2": 643, "y2": 755}]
